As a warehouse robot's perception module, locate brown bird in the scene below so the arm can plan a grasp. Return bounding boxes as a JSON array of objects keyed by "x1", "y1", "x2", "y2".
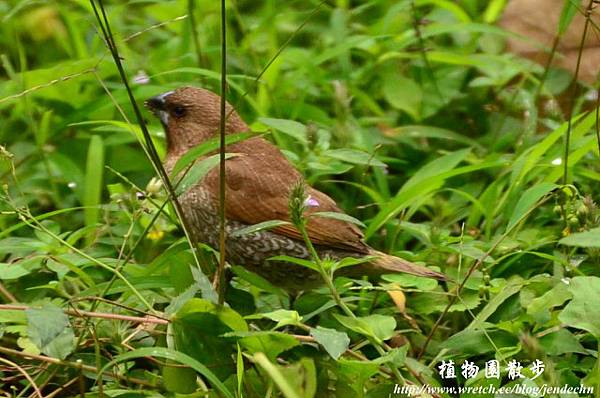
[{"x1": 145, "y1": 87, "x2": 445, "y2": 292}]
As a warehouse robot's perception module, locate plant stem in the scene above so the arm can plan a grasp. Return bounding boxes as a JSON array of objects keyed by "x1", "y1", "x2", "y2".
[
  {"x1": 214, "y1": 0, "x2": 228, "y2": 305},
  {"x1": 296, "y1": 220, "x2": 405, "y2": 384}
]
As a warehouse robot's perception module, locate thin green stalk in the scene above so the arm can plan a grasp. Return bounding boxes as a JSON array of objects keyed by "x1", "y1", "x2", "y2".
[
  {"x1": 187, "y1": 0, "x2": 205, "y2": 68},
  {"x1": 89, "y1": 0, "x2": 210, "y2": 278},
  {"x1": 298, "y1": 224, "x2": 354, "y2": 318},
  {"x1": 296, "y1": 219, "x2": 405, "y2": 384},
  {"x1": 215, "y1": 0, "x2": 228, "y2": 304},
  {"x1": 563, "y1": 0, "x2": 595, "y2": 185}
]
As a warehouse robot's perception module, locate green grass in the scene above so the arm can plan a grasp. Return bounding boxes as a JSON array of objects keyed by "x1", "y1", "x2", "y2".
[{"x1": 0, "y1": 0, "x2": 599, "y2": 396}]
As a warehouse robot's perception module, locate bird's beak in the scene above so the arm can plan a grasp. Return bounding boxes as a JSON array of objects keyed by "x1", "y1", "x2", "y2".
[{"x1": 144, "y1": 91, "x2": 174, "y2": 127}]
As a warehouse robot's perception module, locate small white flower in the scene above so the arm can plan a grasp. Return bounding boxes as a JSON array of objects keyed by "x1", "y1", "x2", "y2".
[
  {"x1": 585, "y1": 89, "x2": 598, "y2": 101},
  {"x1": 551, "y1": 158, "x2": 562, "y2": 166},
  {"x1": 133, "y1": 70, "x2": 150, "y2": 85},
  {"x1": 67, "y1": 182, "x2": 77, "y2": 189}
]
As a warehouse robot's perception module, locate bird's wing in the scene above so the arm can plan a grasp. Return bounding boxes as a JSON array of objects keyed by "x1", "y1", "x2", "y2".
[{"x1": 203, "y1": 137, "x2": 369, "y2": 253}]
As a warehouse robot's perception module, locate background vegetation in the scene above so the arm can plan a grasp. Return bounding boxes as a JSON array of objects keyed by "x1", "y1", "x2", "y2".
[{"x1": 1, "y1": 0, "x2": 599, "y2": 396}]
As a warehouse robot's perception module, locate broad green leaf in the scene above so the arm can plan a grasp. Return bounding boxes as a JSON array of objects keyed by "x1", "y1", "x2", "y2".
[
  {"x1": 468, "y1": 277, "x2": 524, "y2": 330},
  {"x1": 230, "y1": 265, "x2": 285, "y2": 295},
  {"x1": 539, "y1": 329, "x2": 587, "y2": 355},
  {"x1": 173, "y1": 298, "x2": 247, "y2": 379},
  {"x1": 559, "y1": 228, "x2": 600, "y2": 248},
  {"x1": 310, "y1": 211, "x2": 366, "y2": 228},
  {"x1": 403, "y1": 149, "x2": 470, "y2": 191},
  {"x1": 230, "y1": 220, "x2": 291, "y2": 237},
  {"x1": 26, "y1": 305, "x2": 75, "y2": 360},
  {"x1": 278, "y1": 358, "x2": 317, "y2": 398},
  {"x1": 0, "y1": 263, "x2": 30, "y2": 280},
  {"x1": 98, "y1": 347, "x2": 234, "y2": 398},
  {"x1": 162, "y1": 363, "x2": 197, "y2": 393},
  {"x1": 383, "y1": 75, "x2": 422, "y2": 120},
  {"x1": 252, "y1": 353, "x2": 302, "y2": 398},
  {"x1": 526, "y1": 281, "x2": 572, "y2": 324},
  {"x1": 372, "y1": 345, "x2": 407, "y2": 367},
  {"x1": 258, "y1": 118, "x2": 307, "y2": 145},
  {"x1": 333, "y1": 314, "x2": 396, "y2": 342},
  {"x1": 83, "y1": 135, "x2": 104, "y2": 239},
  {"x1": 248, "y1": 309, "x2": 302, "y2": 328},
  {"x1": 310, "y1": 326, "x2": 350, "y2": 360},
  {"x1": 174, "y1": 153, "x2": 237, "y2": 195},
  {"x1": 232, "y1": 331, "x2": 299, "y2": 361},
  {"x1": 336, "y1": 359, "x2": 379, "y2": 397},
  {"x1": 381, "y1": 273, "x2": 438, "y2": 290},
  {"x1": 559, "y1": 277, "x2": 600, "y2": 337},
  {"x1": 507, "y1": 183, "x2": 557, "y2": 231}
]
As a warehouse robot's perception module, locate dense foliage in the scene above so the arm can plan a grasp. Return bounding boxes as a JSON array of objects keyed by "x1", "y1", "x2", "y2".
[{"x1": 1, "y1": 0, "x2": 599, "y2": 397}]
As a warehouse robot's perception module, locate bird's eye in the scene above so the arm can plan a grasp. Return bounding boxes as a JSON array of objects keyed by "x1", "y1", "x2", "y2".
[{"x1": 172, "y1": 106, "x2": 186, "y2": 118}]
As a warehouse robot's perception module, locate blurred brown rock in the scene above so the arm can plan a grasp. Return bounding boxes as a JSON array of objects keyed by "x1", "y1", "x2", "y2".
[{"x1": 500, "y1": 0, "x2": 600, "y2": 83}]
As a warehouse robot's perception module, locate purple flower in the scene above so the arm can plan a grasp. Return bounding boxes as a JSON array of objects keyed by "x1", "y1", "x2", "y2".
[{"x1": 304, "y1": 195, "x2": 319, "y2": 208}]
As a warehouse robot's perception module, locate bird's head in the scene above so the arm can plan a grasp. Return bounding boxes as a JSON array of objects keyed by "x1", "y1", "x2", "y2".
[{"x1": 144, "y1": 86, "x2": 247, "y2": 153}]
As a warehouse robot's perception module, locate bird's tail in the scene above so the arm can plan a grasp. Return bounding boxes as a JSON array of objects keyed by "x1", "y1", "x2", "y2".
[{"x1": 367, "y1": 250, "x2": 447, "y2": 281}]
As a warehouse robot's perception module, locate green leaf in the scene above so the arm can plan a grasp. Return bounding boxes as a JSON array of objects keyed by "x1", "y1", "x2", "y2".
[
  {"x1": 230, "y1": 265, "x2": 286, "y2": 295},
  {"x1": 335, "y1": 359, "x2": 379, "y2": 397},
  {"x1": 230, "y1": 220, "x2": 291, "y2": 237},
  {"x1": 468, "y1": 277, "x2": 524, "y2": 330},
  {"x1": 507, "y1": 183, "x2": 557, "y2": 231},
  {"x1": 310, "y1": 211, "x2": 366, "y2": 228},
  {"x1": 162, "y1": 363, "x2": 197, "y2": 393},
  {"x1": 539, "y1": 329, "x2": 587, "y2": 355},
  {"x1": 172, "y1": 131, "x2": 259, "y2": 176},
  {"x1": 310, "y1": 326, "x2": 349, "y2": 360},
  {"x1": 173, "y1": 298, "x2": 247, "y2": 379},
  {"x1": 321, "y1": 148, "x2": 386, "y2": 168},
  {"x1": 26, "y1": 305, "x2": 75, "y2": 360},
  {"x1": 0, "y1": 263, "x2": 30, "y2": 280},
  {"x1": 248, "y1": 309, "x2": 302, "y2": 329},
  {"x1": 559, "y1": 277, "x2": 600, "y2": 337},
  {"x1": 280, "y1": 358, "x2": 317, "y2": 398},
  {"x1": 258, "y1": 118, "x2": 307, "y2": 145},
  {"x1": 83, "y1": 135, "x2": 104, "y2": 238},
  {"x1": 381, "y1": 273, "x2": 438, "y2": 290},
  {"x1": 559, "y1": 228, "x2": 600, "y2": 248},
  {"x1": 383, "y1": 75, "x2": 422, "y2": 120},
  {"x1": 558, "y1": 0, "x2": 578, "y2": 34},
  {"x1": 99, "y1": 347, "x2": 234, "y2": 398},
  {"x1": 526, "y1": 281, "x2": 572, "y2": 323},
  {"x1": 232, "y1": 331, "x2": 300, "y2": 361},
  {"x1": 252, "y1": 353, "x2": 302, "y2": 398},
  {"x1": 175, "y1": 153, "x2": 237, "y2": 195},
  {"x1": 333, "y1": 314, "x2": 396, "y2": 342}
]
